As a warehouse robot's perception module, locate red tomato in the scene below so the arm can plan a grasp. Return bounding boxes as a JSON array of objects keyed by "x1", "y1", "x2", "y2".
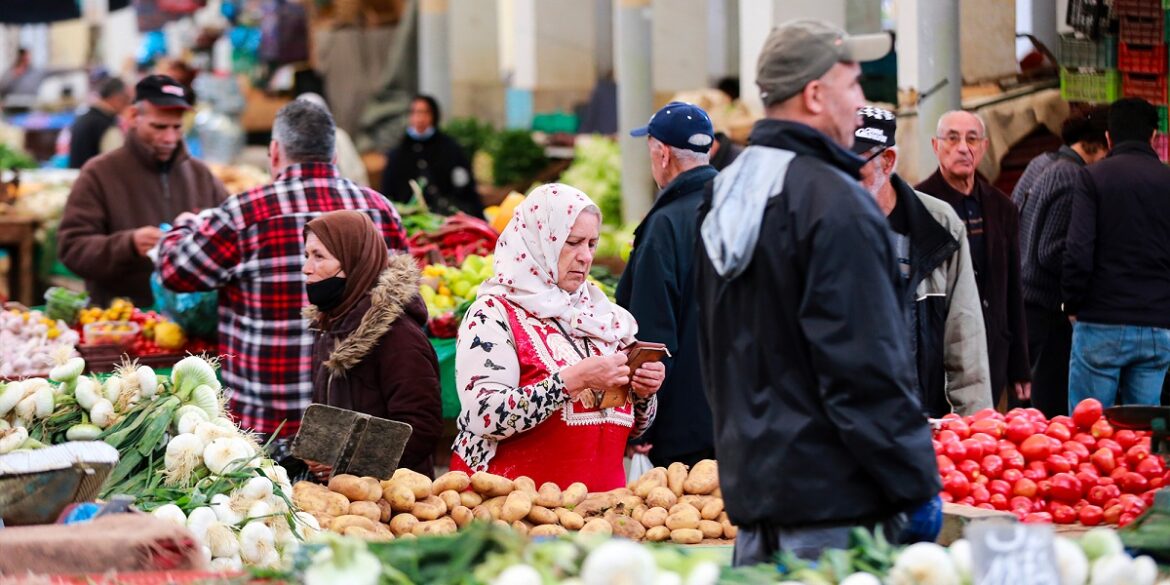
[
  {"x1": 1022, "y1": 512, "x2": 1054, "y2": 524},
  {"x1": 1024, "y1": 461, "x2": 1050, "y2": 482},
  {"x1": 1091, "y1": 448, "x2": 1117, "y2": 474},
  {"x1": 1087, "y1": 485, "x2": 1112, "y2": 506},
  {"x1": 1046, "y1": 454, "x2": 1073, "y2": 475},
  {"x1": 1098, "y1": 438, "x2": 1124, "y2": 458},
  {"x1": 932, "y1": 439, "x2": 943, "y2": 452},
  {"x1": 1062, "y1": 451, "x2": 1082, "y2": 467},
  {"x1": 972, "y1": 408, "x2": 1003, "y2": 421},
  {"x1": 1111, "y1": 467, "x2": 1130, "y2": 482},
  {"x1": 961, "y1": 438, "x2": 985, "y2": 461},
  {"x1": 1010, "y1": 495, "x2": 1035, "y2": 511},
  {"x1": 1149, "y1": 476, "x2": 1164, "y2": 490},
  {"x1": 943, "y1": 470, "x2": 971, "y2": 498},
  {"x1": 1000, "y1": 449, "x2": 1026, "y2": 470},
  {"x1": 1119, "y1": 513, "x2": 1139, "y2": 527},
  {"x1": 944, "y1": 418, "x2": 971, "y2": 440},
  {"x1": 958, "y1": 496, "x2": 975, "y2": 506},
  {"x1": 1006, "y1": 418, "x2": 1036, "y2": 444},
  {"x1": 1114, "y1": 429, "x2": 1139, "y2": 450},
  {"x1": 1037, "y1": 479, "x2": 1053, "y2": 499},
  {"x1": 989, "y1": 493, "x2": 1010, "y2": 510},
  {"x1": 939, "y1": 491, "x2": 955, "y2": 503},
  {"x1": 1079, "y1": 462, "x2": 1098, "y2": 475},
  {"x1": 1072, "y1": 398, "x2": 1104, "y2": 431},
  {"x1": 1046, "y1": 422, "x2": 1072, "y2": 442},
  {"x1": 1075, "y1": 471, "x2": 1100, "y2": 489},
  {"x1": 1136, "y1": 456, "x2": 1164, "y2": 479},
  {"x1": 1091, "y1": 419, "x2": 1114, "y2": 440},
  {"x1": 988, "y1": 479, "x2": 1013, "y2": 496},
  {"x1": 1143, "y1": 491, "x2": 1156, "y2": 508},
  {"x1": 1104, "y1": 504, "x2": 1124, "y2": 525},
  {"x1": 936, "y1": 455, "x2": 956, "y2": 475},
  {"x1": 1064, "y1": 441, "x2": 1091, "y2": 459},
  {"x1": 1120, "y1": 472, "x2": 1150, "y2": 494},
  {"x1": 976, "y1": 503, "x2": 996, "y2": 510},
  {"x1": 971, "y1": 484, "x2": 991, "y2": 504},
  {"x1": 1021, "y1": 435, "x2": 1053, "y2": 462},
  {"x1": 970, "y1": 418, "x2": 1005, "y2": 438},
  {"x1": 1049, "y1": 473, "x2": 1083, "y2": 503},
  {"x1": 1013, "y1": 478, "x2": 1038, "y2": 498},
  {"x1": 1050, "y1": 503, "x2": 1078, "y2": 524},
  {"x1": 981, "y1": 454, "x2": 1005, "y2": 479},
  {"x1": 970, "y1": 433, "x2": 999, "y2": 454},
  {"x1": 1078, "y1": 505, "x2": 1105, "y2": 526},
  {"x1": 937, "y1": 429, "x2": 960, "y2": 445},
  {"x1": 1002, "y1": 468, "x2": 1024, "y2": 483},
  {"x1": 945, "y1": 441, "x2": 969, "y2": 461},
  {"x1": 959, "y1": 460, "x2": 983, "y2": 481},
  {"x1": 1126, "y1": 444, "x2": 1151, "y2": 468},
  {"x1": 1073, "y1": 432, "x2": 1098, "y2": 448}
]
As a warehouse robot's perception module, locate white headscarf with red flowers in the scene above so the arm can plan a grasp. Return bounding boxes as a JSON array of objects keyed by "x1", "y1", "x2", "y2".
[{"x1": 478, "y1": 183, "x2": 638, "y2": 352}]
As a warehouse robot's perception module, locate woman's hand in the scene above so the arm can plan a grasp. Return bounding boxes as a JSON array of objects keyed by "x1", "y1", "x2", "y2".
[
  {"x1": 560, "y1": 353, "x2": 630, "y2": 397},
  {"x1": 631, "y1": 361, "x2": 665, "y2": 399}
]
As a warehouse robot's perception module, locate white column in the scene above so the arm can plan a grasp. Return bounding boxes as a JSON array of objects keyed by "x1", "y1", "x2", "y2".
[
  {"x1": 419, "y1": 0, "x2": 452, "y2": 111},
  {"x1": 511, "y1": 0, "x2": 597, "y2": 112},
  {"x1": 1030, "y1": 0, "x2": 1059, "y2": 55},
  {"x1": 738, "y1": 0, "x2": 847, "y2": 114},
  {"x1": 616, "y1": 0, "x2": 654, "y2": 224},
  {"x1": 897, "y1": 0, "x2": 961, "y2": 182},
  {"x1": 449, "y1": 0, "x2": 503, "y2": 124},
  {"x1": 651, "y1": 0, "x2": 709, "y2": 104}
]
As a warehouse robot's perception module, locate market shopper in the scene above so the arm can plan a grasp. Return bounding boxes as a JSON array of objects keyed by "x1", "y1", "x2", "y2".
[
  {"x1": 1063, "y1": 98, "x2": 1170, "y2": 408},
  {"x1": 917, "y1": 111, "x2": 1031, "y2": 409},
  {"x1": 58, "y1": 74, "x2": 228, "y2": 307},
  {"x1": 303, "y1": 210, "x2": 442, "y2": 478},
  {"x1": 297, "y1": 93, "x2": 369, "y2": 186},
  {"x1": 853, "y1": 106, "x2": 992, "y2": 418},
  {"x1": 381, "y1": 95, "x2": 484, "y2": 217},
  {"x1": 156, "y1": 100, "x2": 408, "y2": 473},
  {"x1": 67, "y1": 77, "x2": 132, "y2": 169},
  {"x1": 1012, "y1": 107, "x2": 1109, "y2": 417},
  {"x1": 694, "y1": 20, "x2": 941, "y2": 565},
  {"x1": 450, "y1": 183, "x2": 665, "y2": 492},
  {"x1": 615, "y1": 101, "x2": 717, "y2": 468}
]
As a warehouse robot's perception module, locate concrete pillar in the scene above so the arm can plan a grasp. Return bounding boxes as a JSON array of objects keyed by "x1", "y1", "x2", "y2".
[
  {"x1": 1030, "y1": 0, "x2": 1059, "y2": 55},
  {"x1": 846, "y1": 0, "x2": 883, "y2": 34},
  {"x1": 616, "y1": 0, "x2": 654, "y2": 224},
  {"x1": 512, "y1": 0, "x2": 597, "y2": 113},
  {"x1": 897, "y1": 0, "x2": 961, "y2": 182},
  {"x1": 738, "y1": 0, "x2": 847, "y2": 114},
  {"x1": 651, "y1": 0, "x2": 708, "y2": 105},
  {"x1": 419, "y1": 0, "x2": 452, "y2": 112},
  {"x1": 449, "y1": 0, "x2": 504, "y2": 125}
]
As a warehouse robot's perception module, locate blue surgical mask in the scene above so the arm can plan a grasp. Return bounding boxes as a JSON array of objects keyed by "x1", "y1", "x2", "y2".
[{"x1": 407, "y1": 126, "x2": 436, "y2": 141}]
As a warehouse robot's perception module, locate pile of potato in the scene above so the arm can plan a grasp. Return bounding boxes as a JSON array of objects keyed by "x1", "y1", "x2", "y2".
[{"x1": 291, "y1": 459, "x2": 736, "y2": 544}]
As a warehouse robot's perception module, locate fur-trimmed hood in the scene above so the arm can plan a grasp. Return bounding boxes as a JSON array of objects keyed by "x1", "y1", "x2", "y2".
[{"x1": 306, "y1": 254, "x2": 424, "y2": 375}]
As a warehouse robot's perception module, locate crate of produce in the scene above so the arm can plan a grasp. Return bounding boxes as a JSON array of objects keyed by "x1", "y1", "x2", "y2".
[
  {"x1": 1116, "y1": 0, "x2": 1163, "y2": 16},
  {"x1": 1067, "y1": 0, "x2": 1110, "y2": 39},
  {"x1": 81, "y1": 320, "x2": 140, "y2": 348},
  {"x1": 1119, "y1": 42, "x2": 1168, "y2": 73},
  {"x1": 1122, "y1": 71, "x2": 1169, "y2": 102},
  {"x1": 1061, "y1": 68, "x2": 1123, "y2": 103},
  {"x1": 1060, "y1": 33, "x2": 1118, "y2": 69},
  {"x1": 1119, "y1": 13, "x2": 1165, "y2": 45}
]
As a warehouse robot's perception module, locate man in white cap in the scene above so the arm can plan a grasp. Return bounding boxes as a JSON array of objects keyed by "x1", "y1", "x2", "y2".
[{"x1": 694, "y1": 20, "x2": 941, "y2": 565}]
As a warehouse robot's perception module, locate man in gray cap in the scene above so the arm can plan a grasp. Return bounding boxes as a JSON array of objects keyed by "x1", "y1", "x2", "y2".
[{"x1": 694, "y1": 20, "x2": 942, "y2": 564}]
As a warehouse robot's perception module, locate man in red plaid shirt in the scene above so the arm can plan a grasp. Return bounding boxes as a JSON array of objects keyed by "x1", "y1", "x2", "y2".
[{"x1": 156, "y1": 101, "x2": 409, "y2": 457}]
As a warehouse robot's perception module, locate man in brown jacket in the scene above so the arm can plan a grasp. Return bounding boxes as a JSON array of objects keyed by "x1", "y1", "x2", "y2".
[{"x1": 58, "y1": 75, "x2": 228, "y2": 307}]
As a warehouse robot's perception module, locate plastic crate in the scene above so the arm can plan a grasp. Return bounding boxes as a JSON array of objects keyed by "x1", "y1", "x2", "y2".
[
  {"x1": 1122, "y1": 71, "x2": 1170, "y2": 102},
  {"x1": 1119, "y1": 42, "x2": 1168, "y2": 73},
  {"x1": 1061, "y1": 68, "x2": 1123, "y2": 103},
  {"x1": 1115, "y1": 0, "x2": 1163, "y2": 17},
  {"x1": 1154, "y1": 132, "x2": 1169, "y2": 163},
  {"x1": 1067, "y1": 0, "x2": 1110, "y2": 39},
  {"x1": 1060, "y1": 34, "x2": 1118, "y2": 68},
  {"x1": 1160, "y1": 106, "x2": 1169, "y2": 133},
  {"x1": 1119, "y1": 13, "x2": 1165, "y2": 45}
]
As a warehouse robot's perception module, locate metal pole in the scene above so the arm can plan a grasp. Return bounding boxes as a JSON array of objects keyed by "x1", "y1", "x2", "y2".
[{"x1": 615, "y1": 0, "x2": 654, "y2": 225}]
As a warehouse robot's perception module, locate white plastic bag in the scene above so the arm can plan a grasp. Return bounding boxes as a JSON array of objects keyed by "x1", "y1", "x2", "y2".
[{"x1": 626, "y1": 453, "x2": 653, "y2": 485}]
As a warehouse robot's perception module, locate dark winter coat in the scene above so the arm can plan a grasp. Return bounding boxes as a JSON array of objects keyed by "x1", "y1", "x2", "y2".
[
  {"x1": 382, "y1": 131, "x2": 484, "y2": 218},
  {"x1": 694, "y1": 120, "x2": 940, "y2": 528},
  {"x1": 309, "y1": 255, "x2": 444, "y2": 478}
]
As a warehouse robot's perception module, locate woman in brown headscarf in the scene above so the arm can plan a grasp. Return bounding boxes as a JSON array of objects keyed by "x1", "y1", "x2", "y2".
[{"x1": 302, "y1": 210, "x2": 442, "y2": 478}]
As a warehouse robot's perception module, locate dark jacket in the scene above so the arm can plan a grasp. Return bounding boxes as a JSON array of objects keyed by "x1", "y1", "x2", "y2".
[
  {"x1": 615, "y1": 164, "x2": 718, "y2": 463},
  {"x1": 917, "y1": 171, "x2": 1031, "y2": 396},
  {"x1": 67, "y1": 105, "x2": 118, "y2": 169},
  {"x1": 382, "y1": 131, "x2": 484, "y2": 218},
  {"x1": 1016, "y1": 146, "x2": 1090, "y2": 311},
  {"x1": 890, "y1": 175, "x2": 992, "y2": 418},
  {"x1": 1063, "y1": 141, "x2": 1170, "y2": 328},
  {"x1": 710, "y1": 132, "x2": 743, "y2": 171},
  {"x1": 309, "y1": 255, "x2": 444, "y2": 478},
  {"x1": 58, "y1": 132, "x2": 229, "y2": 307},
  {"x1": 694, "y1": 120, "x2": 940, "y2": 528}
]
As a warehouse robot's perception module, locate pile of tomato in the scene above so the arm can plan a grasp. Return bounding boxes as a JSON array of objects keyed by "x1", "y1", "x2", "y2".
[{"x1": 933, "y1": 399, "x2": 1167, "y2": 527}]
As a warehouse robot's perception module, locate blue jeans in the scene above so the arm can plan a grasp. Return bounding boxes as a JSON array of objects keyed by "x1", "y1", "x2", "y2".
[{"x1": 1068, "y1": 321, "x2": 1170, "y2": 409}]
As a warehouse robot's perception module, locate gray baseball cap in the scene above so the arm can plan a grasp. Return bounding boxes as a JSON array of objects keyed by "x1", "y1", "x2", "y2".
[{"x1": 757, "y1": 19, "x2": 893, "y2": 107}]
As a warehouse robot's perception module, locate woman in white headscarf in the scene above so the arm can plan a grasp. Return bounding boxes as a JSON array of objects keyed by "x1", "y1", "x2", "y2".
[{"x1": 450, "y1": 183, "x2": 664, "y2": 491}]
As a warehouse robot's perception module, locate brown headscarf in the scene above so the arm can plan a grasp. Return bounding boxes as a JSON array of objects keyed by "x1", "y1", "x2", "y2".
[{"x1": 304, "y1": 210, "x2": 390, "y2": 322}]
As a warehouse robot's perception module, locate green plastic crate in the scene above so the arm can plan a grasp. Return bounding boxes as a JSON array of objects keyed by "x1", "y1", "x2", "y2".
[
  {"x1": 1059, "y1": 33, "x2": 1117, "y2": 69},
  {"x1": 1060, "y1": 68, "x2": 1122, "y2": 103},
  {"x1": 1160, "y1": 106, "x2": 1169, "y2": 133}
]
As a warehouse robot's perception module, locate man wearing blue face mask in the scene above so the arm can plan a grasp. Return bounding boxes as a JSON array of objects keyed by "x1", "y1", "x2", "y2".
[{"x1": 381, "y1": 95, "x2": 484, "y2": 218}]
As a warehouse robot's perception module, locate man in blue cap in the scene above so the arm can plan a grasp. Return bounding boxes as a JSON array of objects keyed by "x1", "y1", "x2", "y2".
[{"x1": 615, "y1": 101, "x2": 718, "y2": 469}]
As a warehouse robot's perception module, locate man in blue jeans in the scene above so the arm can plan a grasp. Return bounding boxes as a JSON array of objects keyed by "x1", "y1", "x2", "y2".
[{"x1": 1063, "y1": 97, "x2": 1170, "y2": 408}]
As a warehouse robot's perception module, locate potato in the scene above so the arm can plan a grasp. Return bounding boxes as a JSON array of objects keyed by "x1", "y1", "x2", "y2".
[
  {"x1": 667, "y1": 462, "x2": 688, "y2": 497},
  {"x1": 360, "y1": 477, "x2": 384, "y2": 501},
  {"x1": 310, "y1": 512, "x2": 334, "y2": 530},
  {"x1": 347, "y1": 500, "x2": 382, "y2": 522},
  {"x1": 392, "y1": 468, "x2": 434, "y2": 499},
  {"x1": 329, "y1": 474, "x2": 374, "y2": 502},
  {"x1": 375, "y1": 499, "x2": 394, "y2": 523},
  {"x1": 511, "y1": 520, "x2": 531, "y2": 536},
  {"x1": 412, "y1": 495, "x2": 448, "y2": 521},
  {"x1": 471, "y1": 472, "x2": 515, "y2": 497},
  {"x1": 579, "y1": 518, "x2": 613, "y2": 536},
  {"x1": 699, "y1": 520, "x2": 723, "y2": 539},
  {"x1": 438, "y1": 489, "x2": 462, "y2": 511},
  {"x1": 633, "y1": 468, "x2": 667, "y2": 498},
  {"x1": 640, "y1": 507, "x2": 668, "y2": 529},
  {"x1": 562, "y1": 482, "x2": 588, "y2": 507},
  {"x1": 451, "y1": 505, "x2": 474, "y2": 528},
  {"x1": 384, "y1": 482, "x2": 416, "y2": 512},
  {"x1": 527, "y1": 505, "x2": 558, "y2": 525},
  {"x1": 645, "y1": 486, "x2": 678, "y2": 509},
  {"x1": 712, "y1": 488, "x2": 722, "y2": 498},
  {"x1": 293, "y1": 484, "x2": 343, "y2": 515},
  {"x1": 671, "y1": 528, "x2": 703, "y2": 544},
  {"x1": 610, "y1": 514, "x2": 646, "y2": 540},
  {"x1": 472, "y1": 505, "x2": 493, "y2": 522},
  {"x1": 484, "y1": 495, "x2": 508, "y2": 519},
  {"x1": 679, "y1": 495, "x2": 712, "y2": 510},
  {"x1": 665, "y1": 506, "x2": 701, "y2": 531},
  {"x1": 669, "y1": 503, "x2": 699, "y2": 517},
  {"x1": 722, "y1": 521, "x2": 738, "y2": 539},
  {"x1": 574, "y1": 493, "x2": 617, "y2": 517},
  {"x1": 645, "y1": 526, "x2": 671, "y2": 542},
  {"x1": 492, "y1": 519, "x2": 511, "y2": 530},
  {"x1": 501, "y1": 490, "x2": 533, "y2": 523},
  {"x1": 412, "y1": 517, "x2": 457, "y2": 536},
  {"x1": 608, "y1": 487, "x2": 634, "y2": 498},
  {"x1": 555, "y1": 507, "x2": 585, "y2": 530},
  {"x1": 530, "y1": 524, "x2": 568, "y2": 538},
  {"x1": 331, "y1": 514, "x2": 378, "y2": 533},
  {"x1": 701, "y1": 499, "x2": 724, "y2": 521},
  {"x1": 717, "y1": 511, "x2": 729, "y2": 523},
  {"x1": 617, "y1": 495, "x2": 643, "y2": 514},
  {"x1": 513, "y1": 476, "x2": 537, "y2": 495},
  {"x1": 293, "y1": 480, "x2": 330, "y2": 500},
  {"x1": 342, "y1": 526, "x2": 378, "y2": 539},
  {"x1": 323, "y1": 492, "x2": 351, "y2": 517},
  {"x1": 682, "y1": 459, "x2": 718, "y2": 495},
  {"x1": 632, "y1": 504, "x2": 648, "y2": 523},
  {"x1": 432, "y1": 471, "x2": 471, "y2": 495},
  {"x1": 398, "y1": 533, "x2": 417, "y2": 540},
  {"x1": 460, "y1": 491, "x2": 484, "y2": 508},
  {"x1": 535, "y1": 482, "x2": 563, "y2": 508}
]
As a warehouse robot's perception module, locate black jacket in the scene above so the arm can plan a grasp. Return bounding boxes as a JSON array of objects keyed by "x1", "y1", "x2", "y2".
[
  {"x1": 382, "y1": 131, "x2": 484, "y2": 218},
  {"x1": 616, "y1": 164, "x2": 718, "y2": 463},
  {"x1": 67, "y1": 106, "x2": 118, "y2": 169},
  {"x1": 1016, "y1": 146, "x2": 1089, "y2": 311},
  {"x1": 694, "y1": 120, "x2": 940, "y2": 528},
  {"x1": 1063, "y1": 141, "x2": 1170, "y2": 328}
]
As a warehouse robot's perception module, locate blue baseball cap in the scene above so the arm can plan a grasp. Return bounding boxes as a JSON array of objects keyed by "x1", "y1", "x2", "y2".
[{"x1": 630, "y1": 101, "x2": 715, "y2": 153}]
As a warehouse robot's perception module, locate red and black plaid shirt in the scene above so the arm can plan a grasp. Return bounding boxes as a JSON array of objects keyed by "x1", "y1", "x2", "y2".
[{"x1": 157, "y1": 163, "x2": 408, "y2": 437}]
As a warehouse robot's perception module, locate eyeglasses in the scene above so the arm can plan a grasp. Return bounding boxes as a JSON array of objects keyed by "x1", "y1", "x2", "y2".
[
  {"x1": 860, "y1": 145, "x2": 888, "y2": 164},
  {"x1": 936, "y1": 133, "x2": 986, "y2": 147}
]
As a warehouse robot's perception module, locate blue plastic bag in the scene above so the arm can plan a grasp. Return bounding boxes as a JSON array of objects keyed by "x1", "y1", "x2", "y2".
[{"x1": 151, "y1": 272, "x2": 218, "y2": 340}]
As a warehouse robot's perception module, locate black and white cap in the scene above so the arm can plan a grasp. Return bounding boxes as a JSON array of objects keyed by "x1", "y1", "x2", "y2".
[{"x1": 852, "y1": 106, "x2": 896, "y2": 155}]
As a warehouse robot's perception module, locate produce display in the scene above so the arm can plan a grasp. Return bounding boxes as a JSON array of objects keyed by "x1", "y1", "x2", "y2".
[
  {"x1": 296, "y1": 459, "x2": 736, "y2": 546},
  {"x1": 933, "y1": 399, "x2": 1167, "y2": 527},
  {"x1": 558, "y1": 137, "x2": 622, "y2": 227},
  {"x1": 1, "y1": 169, "x2": 77, "y2": 222},
  {"x1": 409, "y1": 213, "x2": 499, "y2": 267},
  {"x1": 0, "y1": 308, "x2": 80, "y2": 378},
  {"x1": 420, "y1": 254, "x2": 492, "y2": 338}
]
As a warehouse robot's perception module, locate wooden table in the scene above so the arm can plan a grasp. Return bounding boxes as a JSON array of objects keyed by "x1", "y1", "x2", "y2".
[{"x1": 0, "y1": 214, "x2": 38, "y2": 306}]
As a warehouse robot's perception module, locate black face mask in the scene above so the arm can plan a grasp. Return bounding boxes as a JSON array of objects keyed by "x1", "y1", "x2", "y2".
[{"x1": 307, "y1": 276, "x2": 347, "y2": 312}]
